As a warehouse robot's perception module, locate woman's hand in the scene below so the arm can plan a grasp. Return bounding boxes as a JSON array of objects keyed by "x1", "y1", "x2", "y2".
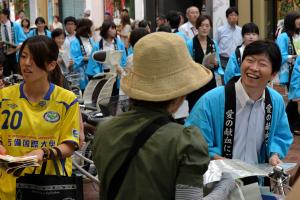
[
  {"x1": 68, "y1": 59, "x2": 74, "y2": 68},
  {"x1": 0, "y1": 79, "x2": 5, "y2": 89},
  {"x1": 269, "y1": 153, "x2": 282, "y2": 166},
  {"x1": 0, "y1": 145, "x2": 7, "y2": 155},
  {"x1": 213, "y1": 154, "x2": 226, "y2": 160},
  {"x1": 26, "y1": 149, "x2": 44, "y2": 163}
]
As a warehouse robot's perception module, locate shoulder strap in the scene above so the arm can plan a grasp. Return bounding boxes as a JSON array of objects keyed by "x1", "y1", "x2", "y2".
[
  {"x1": 99, "y1": 38, "x2": 103, "y2": 49},
  {"x1": 235, "y1": 45, "x2": 242, "y2": 67},
  {"x1": 107, "y1": 116, "x2": 172, "y2": 200},
  {"x1": 222, "y1": 81, "x2": 236, "y2": 158},
  {"x1": 76, "y1": 35, "x2": 87, "y2": 57}
]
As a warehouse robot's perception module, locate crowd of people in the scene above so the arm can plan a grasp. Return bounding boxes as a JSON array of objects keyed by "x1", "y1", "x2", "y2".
[{"x1": 0, "y1": 4, "x2": 298, "y2": 200}]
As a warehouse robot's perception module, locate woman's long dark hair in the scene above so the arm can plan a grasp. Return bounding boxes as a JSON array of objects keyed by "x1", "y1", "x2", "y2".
[{"x1": 19, "y1": 35, "x2": 63, "y2": 86}]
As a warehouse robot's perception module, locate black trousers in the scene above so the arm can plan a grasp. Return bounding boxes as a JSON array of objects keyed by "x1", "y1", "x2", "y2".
[{"x1": 3, "y1": 52, "x2": 17, "y2": 77}]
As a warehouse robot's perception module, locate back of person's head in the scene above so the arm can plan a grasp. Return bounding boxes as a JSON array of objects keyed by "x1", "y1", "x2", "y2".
[
  {"x1": 76, "y1": 18, "x2": 93, "y2": 38},
  {"x1": 121, "y1": 32, "x2": 212, "y2": 103},
  {"x1": 19, "y1": 35, "x2": 63, "y2": 86},
  {"x1": 51, "y1": 28, "x2": 65, "y2": 39},
  {"x1": 138, "y1": 20, "x2": 150, "y2": 28},
  {"x1": 166, "y1": 10, "x2": 181, "y2": 29},
  {"x1": 241, "y1": 22, "x2": 259, "y2": 36},
  {"x1": 157, "y1": 25, "x2": 171, "y2": 32},
  {"x1": 242, "y1": 40, "x2": 281, "y2": 73},
  {"x1": 64, "y1": 16, "x2": 77, "y2": 25},
  {"x1": 100, "y1": 20, "x2": 116, "y2": 39},
  {"x1": 35, "y1": 17, "x2": 46, "y2": 25},
  {"x1": 283, "y1": 11, "x2": 300, "y2": 36},
  {"x1": 226, "y1": 7, "x2": 239, "y2": 18},
  {"x1": 195, "y1": 15, "x2": 212, "y2": 29},
  {"x1": 129, "y1": 28, "x2": 150, "y2": 48},
  {"x1": 1, "y1": 8, "x2": 10, "y2": 19}
]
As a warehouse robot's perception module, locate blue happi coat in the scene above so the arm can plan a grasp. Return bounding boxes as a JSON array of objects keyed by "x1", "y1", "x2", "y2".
[
  {"x1": 276, "y1": 32, "x2": 294, "y2": 85},
  {"x1": 185, "y1": 86, "x2": 293, "y2": 163},
  {"x1": 288, "y1": 55, "x2": 300, "y2": 100}
]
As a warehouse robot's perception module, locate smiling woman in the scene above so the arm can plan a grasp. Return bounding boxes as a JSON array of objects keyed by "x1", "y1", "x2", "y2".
[{"x1": 0, "y1": 36, "x2": 81, "y2": 199}]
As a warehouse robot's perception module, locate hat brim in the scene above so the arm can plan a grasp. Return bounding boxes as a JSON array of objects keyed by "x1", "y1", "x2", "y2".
[{"x1": 121, "y1": 59, "x2": 213, "y2": 101}]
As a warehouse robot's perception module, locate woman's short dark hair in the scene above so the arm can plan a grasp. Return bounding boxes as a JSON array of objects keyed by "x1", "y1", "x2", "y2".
[
  {"x1": 19, "y1": 36, "x2": 63, "y2": 86},
  {"x1": 129, "y1": 28, "x2": 150, "y2": 47},
  {"x1": 166, "y1": 10, "x2": 181, "y2": 29},
  {"x1": 242, "y1": 22, "x2": 259, "y2": 36},
  {"x1": 76, "y1": 18, "x2": 93, "y2": 38},
  {"x1": 283, "y1": 11, "x2": 300, "y2": 36},
  {"x1": 35, "y1": 17, "x2": 46, "y2": 25},
  {"x1": 242, "y1": 40, "x2": 282, "y2": 73},
  {"x1": 226, "y1": 7, "x2": 239, "y2": 18},
  {"x1": 64, "y1": 16, "x2": 77, "y2": 25},
  {"x1": 21, "y1": 18, "x2": 30, "y2": 29},
  {"x1": 157, "y1": 25, "x2": 172, "y2": 32},
  {"x1": 100, "y1": 20, "x2": 116, "y2": 39},
  {"x1": 51, "y1": 28, "x2": 66, "y2": 39},
  {"x1": 195, "y1": 15, "x2": 212, "y2": 29},
  {"x1": 138, "y1": 20, "x2": 151, "y2": 28}
]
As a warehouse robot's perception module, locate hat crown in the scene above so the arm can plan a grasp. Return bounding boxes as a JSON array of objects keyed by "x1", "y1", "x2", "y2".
[{"x1": 133, "y1": 32, "x2": 190, "y2": 77}]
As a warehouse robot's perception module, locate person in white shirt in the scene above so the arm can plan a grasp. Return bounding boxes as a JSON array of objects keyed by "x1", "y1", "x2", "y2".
[
  {"x1": 50, "y1": 15, "x2": 63, "y2": 31},
  {"x1": 215, "y1": 7, "x2": 242, "y2": 70},
  {"x1": 63, "y1": 16, "x2": 77, "y2": 70},
  {"x1": 178, "y1": 6, "x2": 200, "y2": 39}
]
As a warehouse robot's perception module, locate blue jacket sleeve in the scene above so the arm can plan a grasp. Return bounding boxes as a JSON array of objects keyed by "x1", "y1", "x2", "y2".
[
  {"x1": 224, "y1": 53, "x2": 240, "y2": 84},
  {"x1": 213, "y1": 40, "x2": 224, "y2": 75},
  {"x1": 116, "y1": 38, "x2": 127, "y2": 67},
  {"x1": 269, "y1": 90, "x2": 293, "y2": 159},
  {"x1": 186, "y1": 39, "x2": 194, "y2": 58},
  {"x1": 86, "y1": 42, "x2": 102, "y2": 76},
  {"x1": 13, "y1": 22, "x2": 26, "y2": 45},
  {"x1": 185, "y1": 89, "x2": 225, "y2": 158},
  {"x1": 70, "y1": 39, "x2": 85, "y2": 71},
  {"x1": 46, "y1": 30, "x2": 52, "y2": 38},
  {"x1": 276, "y1": 33, "x2": 289, "y2": 65},
  {"x1": 288, "y1": 56, "x2": 300, "y2": 100}
]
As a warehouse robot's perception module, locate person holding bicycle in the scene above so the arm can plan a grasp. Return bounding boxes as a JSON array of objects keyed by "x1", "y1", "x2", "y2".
[{"x1": 0, "y1": 36, "x2": 80, "y2": 199}]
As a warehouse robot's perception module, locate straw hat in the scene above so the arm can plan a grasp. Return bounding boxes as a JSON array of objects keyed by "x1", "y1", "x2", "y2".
[{"x1": 121, "y1": 32, "x2": 212, "y2": 101}]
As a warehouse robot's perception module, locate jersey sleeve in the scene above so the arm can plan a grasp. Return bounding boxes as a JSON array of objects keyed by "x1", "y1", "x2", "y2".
[
  {"x1": 176, "y1": 126, "x2": 210, "y2": 188},
  {"x1": 58, "y1": 97, "x2": 80, "y2": 149}
]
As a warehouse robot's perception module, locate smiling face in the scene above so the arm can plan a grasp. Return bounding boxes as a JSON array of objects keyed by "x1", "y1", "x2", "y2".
[
  {"x1": 241, "y1": 53, "x2": 276, "y2": 90},
  {"x1": 54, "y1": 34, "x2": 65, "y2": 48},
  {"x1": 20, "y1": 46, "x2": 48, "y2": 83}
]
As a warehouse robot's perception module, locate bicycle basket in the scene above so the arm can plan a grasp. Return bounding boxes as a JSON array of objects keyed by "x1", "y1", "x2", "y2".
[{"x1": 98, "y1": 95, "x2": 130, "y2": 116}]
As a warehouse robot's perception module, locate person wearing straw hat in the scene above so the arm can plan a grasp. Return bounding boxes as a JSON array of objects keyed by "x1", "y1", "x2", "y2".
[{"x1": 92, "y1": 32, "x2": 235, "y2": 199}]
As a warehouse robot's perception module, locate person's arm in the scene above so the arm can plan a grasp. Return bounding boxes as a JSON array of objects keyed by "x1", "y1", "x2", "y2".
[
  {"x1": 224, "y1": 53, "x2": 239, "y2": 84},
  {"x1": 175, "y1": 126, "x2": 210, "y2": 199},
  {"x1": 276, "y1": 34, "x2": 290, "y2": 64},
  {"x1": 70, "y1": 39, "x2": 85, "y2": 71},
  {"x1": 268, "y1": 93, "x2": 293, "y2": 164},
  {"x1": 213, "y1": 40, "x2": 224, "y2": 76},
  {"x1": 185, "y1": 93, "x2": 223, "y2": 158},
  {"x1": 288, "y1": 56, "x2": 300, "y2": 103}
]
